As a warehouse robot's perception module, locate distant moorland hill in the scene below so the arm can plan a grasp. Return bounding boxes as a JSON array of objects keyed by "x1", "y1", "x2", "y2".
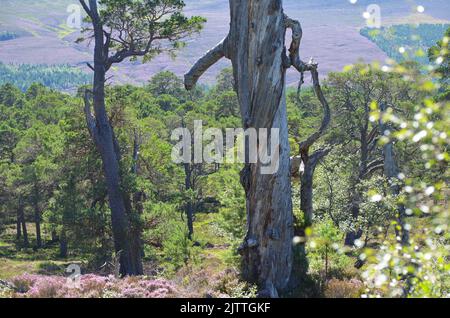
[{"x1": 0, "y1": 0, "x2": 448, "y2": 90}]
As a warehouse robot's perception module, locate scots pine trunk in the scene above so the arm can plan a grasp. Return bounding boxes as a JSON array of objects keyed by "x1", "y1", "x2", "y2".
[
  {"x1": 18, "y1": 200, "x2": 29, "y2": 247},
  {"x1": 16, "y1": 212, "x2": 21, "y2": 240},
  {"x1": 21, "y1": 218, "x2": 29, "y2": 247},
  {"x1": 82, "y1": 0, "x2": 142, "y2": 276},
  {"x1": 33, "y1": 181, "x2": 42, "y2": 248},
  {"x1": 80, "y1": 0, "x2": 202, "y2": 275},
  {"x1": 184, "y1": 163, "x2": 195, "y2": 240},
  {"x1": 86, "y1": 60, "x2": 143, "y2": 277}
]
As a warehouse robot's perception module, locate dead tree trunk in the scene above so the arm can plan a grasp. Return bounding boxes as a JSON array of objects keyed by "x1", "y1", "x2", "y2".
[
  {"x1": 185, "y1": 0, "x2": 316, "y2": 297},
  {"x1": 290, "y1": 65, "x2": 331, "y2": 227},
  {"x1": 299, "y1": 149, "x2": 330, "y2": 225},
  {"x1": 287, "y1": 46, "x2": 330, "y2": 290}
]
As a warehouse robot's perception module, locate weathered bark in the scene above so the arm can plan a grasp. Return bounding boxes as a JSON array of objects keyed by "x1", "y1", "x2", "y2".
[
  {"x1": 380, "y1": 103, "x2": 409, "y2": 245},
  {"x1": 185, "y1": 0, "x2": 307, "y2": 297},
  {"x1": 81, "y1": 0, "x2": 142, "y2": 276}
]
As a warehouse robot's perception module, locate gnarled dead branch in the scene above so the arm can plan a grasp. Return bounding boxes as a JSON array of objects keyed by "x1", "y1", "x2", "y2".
[
  {"x1": 285, "y1": 15, "x2": 331, "y2": 227},
  {"x1": 184, "y1": 38, "x2": 226, "y2": 90}
]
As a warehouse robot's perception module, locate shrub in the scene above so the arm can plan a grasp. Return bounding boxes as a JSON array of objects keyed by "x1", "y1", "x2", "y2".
[
  {"x1": 8, "y1": 273, "x2": 178, "y2": 298},
  {"x1": 27, "y1": 276, "x2": 65, "y2": 298},
  {"x1": 324, "y1": 278, "x2": 364, "y2": 298},
  {"x1": 306, "y1": 219, "x2": 354, "y2": 280},
  {"x1": 105, "y1": 276, "x2": 177, "y2": 298},
  {"x1": 212, "y1": 269, "x2": 257, "y2": 298},
  {"x1": 171, "y1": 267, "x2": 256, "y2": 298},
  {"x1": 161, "y1": 222, "x2": 200, "y2": 274},
  {"x1": 0, "y1": 280, "x2": 14, "y2": 297},
  {"x1": 11, "y1": 274, "x2": 40, "y2": 293}
]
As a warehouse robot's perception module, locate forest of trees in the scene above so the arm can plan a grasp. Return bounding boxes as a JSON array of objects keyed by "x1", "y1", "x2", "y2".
[
  {"x1": 361, "y1": 24, "x2": 449, "y2": 64},
  {"x1": 0, "y1": 0, "x2": 448, "y2": 299},
  {"x1": 0, "y1": 32, "x2": 17, "y2": 42},
  {"x1": 0, "y1": 63, "x2": 91, "y2": 92}
]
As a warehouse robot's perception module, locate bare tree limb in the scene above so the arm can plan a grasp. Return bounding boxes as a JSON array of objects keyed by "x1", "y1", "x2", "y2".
[
  {"x1": 309, "y1": 147, "x2": 331, "y2": 166},
  {"x1": 298, "y1": 66, "x2": 331, "y2": 151},
  {"x1": 361, "y1": 163, "x2": 384, "y2": 179},
  {"x1": 86, "y1": 62, "x2": 95, "y2": 71},
  {"x1": 285, "y1": 16, "x2": 331, "y2": 153},
  {"x1": 366, "y1": 158, "x2": 384, "y2": 172},
  {"x1": 284, "y1": 15, "x2": 303, "y2": 70},
  {"x1": 184, "y1": 38, "x2": 226, "y2": 90}
]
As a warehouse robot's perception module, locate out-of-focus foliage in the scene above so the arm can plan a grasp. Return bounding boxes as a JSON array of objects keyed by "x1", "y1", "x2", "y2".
[
  {"x1": 429, "y1": 27, "x2": 449, "y2": 100},
  {"x1": 360, "y1": 54, "x2": 449, "y2": 298}
]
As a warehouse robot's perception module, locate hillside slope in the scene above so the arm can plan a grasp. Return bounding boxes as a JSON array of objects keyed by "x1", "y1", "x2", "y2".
[{"x1": 0, "y1": 0, "x2": 448, "y2": 86}]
